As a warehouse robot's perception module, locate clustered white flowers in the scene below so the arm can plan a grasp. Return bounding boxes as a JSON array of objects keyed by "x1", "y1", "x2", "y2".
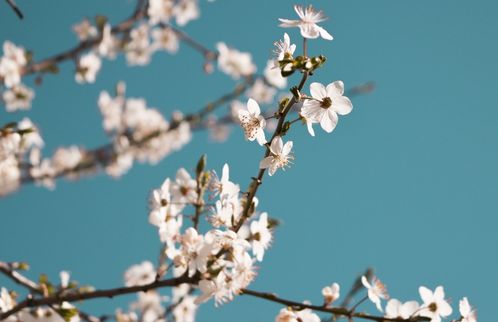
[{"x1": 0, "y1": 3, "x2": 479, "y2": 322}]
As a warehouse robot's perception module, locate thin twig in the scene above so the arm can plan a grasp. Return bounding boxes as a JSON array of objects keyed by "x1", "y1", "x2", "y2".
[
  {"x1": 4, "y1": 0, "x2": 23, "y2": 19},
  {"x1": 241, "y1": 288, "x2": 429, "y2": 322}
]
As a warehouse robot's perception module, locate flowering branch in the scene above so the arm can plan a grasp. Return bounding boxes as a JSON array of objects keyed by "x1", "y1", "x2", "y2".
[
  {"x1": 0, "y1": 275, "x2": 194, "y2": 320},
  {"x1": 241, "y1": 288, "x2": 430, "y2": 322}
]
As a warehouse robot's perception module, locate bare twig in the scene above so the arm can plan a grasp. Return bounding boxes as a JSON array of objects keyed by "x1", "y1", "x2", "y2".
[{"x1": 4, "y1": 0, "x2": 23, "y2": 19}]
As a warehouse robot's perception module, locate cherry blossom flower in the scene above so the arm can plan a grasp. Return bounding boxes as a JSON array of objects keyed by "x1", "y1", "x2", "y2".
[
  {"x1": 2, "y1": 84, "x2": 34, "y2": 112},
  {"x1": 0, "y1": 287, "x2": 14, "y2": 313},
  {"x1": 172, "y1": 285, "x2": 198, "y2": 322},
  {"x1": 238, "y1": 98, "x2": 267, "y2": 145},
  {"x1": 51, "y1": 146, "x2": 84, "y2": 172},
  {"x1": 247, "y1": 79, "x2": 277, "y2": 104},
  {"x1": 172, "y1": 168, "x2": 198, "y2": 203},
  {"x1": 75, "y1": 52, "x2": 101, "y2": 84},
  {"x1": 72, "y1": 18, "x2": 98, "y2": 41},
  {"x1": 98, "y1": 24, "x2": 119, "y2": 59},
  {"x1": 148, "y1": 0, "x2": 174, "y2": 24},
  {"x1": 459, "y1": 297, "x2": 477, "y2": 322},
  {"x1": 249, "y1": 212, "x2": 272, "y2": 261},
  {"x1": 279, "y1": 5, "x2": 333, "y2": 40},
  {"x1": 124, "y1": 261, "x2": 156, "y2": 287},
  {"x1": 209, "y1": 163, "x2": 239, "y2": 199},
  {"x1": 259, "y1": 136, "x2": 293, "y2": 176},
  {"x1": 59, "y1": 271, "x2": 71, "y2": 288},
  {"x1": 126, "y1": 24, "x2": 152, "y2": 66},
  {"x1": 173, "y1": 0, "x2": 200, "y2": 26},
  {"x1": 418, "y1": 286, "x2": 452, "y2": 322},
  {"x1": 301, "y1": 81, "x2": 353, "y2": 133},
  {"x1": 273, "y1": 33, "x2": 296, "y2": 62},
  {"x1": 361, "y1": 275, "x2": 389, "y2": 312},
  {"x1": 264, "y1": 60, "x2": 287, "y2": 89},
  {"x1": 275, "y1": 307, "x2": 320, "y2": 322},
  {"x1": 151, "y1": 27, "x2": 179, "y2": 53},
  {"x1": 322, "y1": 282, "x2": 340, "y2": 305},
  {"x1": 385, "y1": 299, "x2": 420, "y2": 319},
  {"x1": 216, "y1": 42, "x2": 256, "y2": 79}
]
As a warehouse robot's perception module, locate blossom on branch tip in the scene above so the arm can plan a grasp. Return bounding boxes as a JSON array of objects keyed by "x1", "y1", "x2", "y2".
[
  {"x1": 322, "y1": 282, "x2": 340, "y2": 305},
  {"x1": 279, "y1": 5, "x2": 333, "y2": 40},
  {"x1": 385, "y1": 299, "x2": 420, "y2": 319},
  {"x1": 459, "y1": 297, "x2": 477, "y2": 322},
  {"x1": 239, "y1": 98, "x2": 267, "y2": 145},
  {"x1": 361, "y1": 275, "x2": 389, "y2": 312},
  {"x1": 301, "y1": 81, "x2": 352, "y2": 134},
  {"x1": 273, "y1": 33, "x2": 296, "y2": 62},
  {"x1": 259, "y1": 136, "x2": 293, "y2": 176},
  {"x1": 418, "y1": 286, "x2": 452, "y2": 322}
]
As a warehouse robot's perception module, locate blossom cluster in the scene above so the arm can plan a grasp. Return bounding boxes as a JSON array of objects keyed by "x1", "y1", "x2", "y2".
[{"x1": 146, "y1": 164, "x2": 273, "y2": 306}]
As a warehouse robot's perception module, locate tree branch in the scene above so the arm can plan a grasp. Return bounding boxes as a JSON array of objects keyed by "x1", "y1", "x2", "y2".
[
  {"x1": 241, "y1": 288, "x2": 430, "y2": 322},
  {"x1": 0, "y1": 275, "x2": 195, "y2": 320},
  {"x1": 4, "y1": 0, "x2": 23, "y2": 19}
]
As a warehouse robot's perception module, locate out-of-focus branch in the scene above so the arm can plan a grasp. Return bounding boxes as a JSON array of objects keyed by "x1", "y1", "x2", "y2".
[
  {"x1": 4, "y1": 0, "x2": 23, "y2": 19},
  {"x1": 0, "y1": 275, "x2": 195, "y2": 320},
  {"x1": 0, "y1": 261, "x2": 102, "y2": 322}
]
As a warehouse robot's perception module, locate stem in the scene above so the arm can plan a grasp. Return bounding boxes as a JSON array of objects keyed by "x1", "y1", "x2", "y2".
[
  {"x1": 0, "y1": 275, "x2": 194, "y2": 320},
  {"x1": 5, "y1": 0, "x2": 23, "y2": 19},
  {"x1": 241, "y1": 289, "x2": 429, "y2": 322}
]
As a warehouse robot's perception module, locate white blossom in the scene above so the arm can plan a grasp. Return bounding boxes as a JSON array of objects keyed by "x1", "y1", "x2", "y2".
[
  {"x1": 151, "y1": 27, "x2": 179, "y2": 53},
  {"x1": 301, "y1": 81, "x2": 352, "y2": 133},
  {"x1": 259, "y1": 136, "x2": 293, "y2": 176},
  {"x1": 418, "y1": 286, "x2": 453, "y2": 322},
  {"x1": 216, "y1": 42, "x2": 256, "y2": 79},
  {"x1": 2, "y1": 84, "x2": 35, "y2": 112},
  {"x1": 361, "y1": 275, "x2": 389, "y2": 312},
  {"x1": 385, "y1": 299, "x2": 420, "y2": 319},
  {"x1": 247, "y1": 79, "x2": 276, "y2": 104},
  {"x1": 124, "y1": 261, "x2": 156, "y2": 287},
  {"x1": 322, "y1": 282, "x2": 340, "y2": 305},
  {"x1": 98, "y1": 24, "x2": 119, "y2": 59},
  {"x1": 274, "y1": 33, "x2": 296, "y2": 62},
  {"x1": 459, "y1": 297, "x2": 477, "y2": 322},
  {"x1": 173, "y1": 0, "x2": 200, "y2": 26},
  {"x1": 249, "y1": 212, "x2": 272, "y2": 261},
  {"x1": 264, "y1": 60, "x2": 287, "y2": 89},
  {"x1": 148, "y1": 0, "x2": 174, "y2": 24},
  {"x1": 73, "y1": 18, "x2": 98, "y2": 41},
  {"x1": 75, "y1": 52, "x2": 101, "y2": 84},
  {"x1": 279, "y1": 5, "x2": 333, "y2": 40},
  {"x1": 238, "y1": 98, "x2": 267, "y2": 145}
]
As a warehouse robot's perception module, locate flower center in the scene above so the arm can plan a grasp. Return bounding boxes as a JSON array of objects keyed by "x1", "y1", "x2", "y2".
[
  {"x1": 321, "y1": 97, "x2": 332, "y2": 108},
  {"x1": 428, "y1": 302, "x2": 438, "y2": 312}
]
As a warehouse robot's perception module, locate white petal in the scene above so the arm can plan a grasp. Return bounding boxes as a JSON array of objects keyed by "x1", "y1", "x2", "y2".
[
  {"x1": 270, "y1": 136, "x2": 283, "y2": 154},
  {"x1": 419, "y1": 286, "x2": 433, "y2": 303},
  {"x1": 306, "y1": 120, "x2": 315, "y2": 137},
  {"x1": 247, "y1": 98, "x2": 260, "y2": 115},
  {"x1": 333, "y1": 96, "x2": 353, "y2": 115},
  {"x1": 259, "y1": 157, "x2": 273, "y2": 169},
  {"x1": 278, "y1": 18, "x2": 300, "y2": 27},
  {"x1": 255, "y1": 129, "x2": 267, "y2": 146},
  {"x1": 318, "y1": 26, "x2": 334, "y2": 40},
  {"x1": 320, "y1": 110, "x2": 338, "y2": 133},
  {"x1": 299, "y1": 24, "x2": 320, "y2": 39},
  {"x1": 326, "y1": 81, "x2": 345, "y2": 97},
  {"x1": 309, "y1": 82, "x2": 327, "y2": 100},
  {"x1": 221, "y1": 163, "x2": 229, "y2": 182},
  {"x1": 282, "y1": 141, "x2": 293, "y2": 156},
  {"x1": 438, "y1": 301, "x2": 452, "y2": 317}
]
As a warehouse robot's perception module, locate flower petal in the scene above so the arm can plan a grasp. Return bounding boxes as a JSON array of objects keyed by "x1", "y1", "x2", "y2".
[
  {"x1": 310, "y1": 82, "x2": 327, "y2": 100},
  {"x1": 326, "y1": 81, "x2": 345, "y2": 97},
  {"x1": 332, "y1": 96, "x2": 353, "y2": 115},
  {"x1": 247, "y1": 98, "x2": 260, "y2": 115},
  {"x1": 282, "y1": 141, "x2": 293, "y2": 156},
  {"x1": 320, "y1": 110, "x2": 338, "y2": 133},
  {"x1": 318, "y1": 26, "x2": 334, "y2": 40}
]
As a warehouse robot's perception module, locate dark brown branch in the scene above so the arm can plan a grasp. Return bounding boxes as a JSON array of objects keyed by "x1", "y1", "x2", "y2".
[
  {"x1": 241, "y1": 288, "x2": 430, "y2": 322},
  {"x1": 0, "y1": 275, "x2": 195, "y2": 320},
  {"x1": 0, "y1": 262, "x2": 39, "y2": 293},
  {"x1": 4, "y1": 0, "x2": 23, "y2": 19}
]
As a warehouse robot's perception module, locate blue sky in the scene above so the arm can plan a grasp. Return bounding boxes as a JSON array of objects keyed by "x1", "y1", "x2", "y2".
[{"x1": 1, "y1": 1, "x2": 497, "y2": 321}]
